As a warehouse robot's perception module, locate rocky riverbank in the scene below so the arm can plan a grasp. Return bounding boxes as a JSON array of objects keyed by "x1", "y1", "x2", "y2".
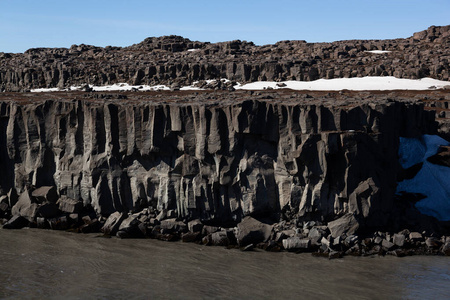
[
  {"x1": 0, "y1": 90, "x2": 449, "y2": 258},
  {"x1": 1, "y1": 187, "x2": 450, "y2": 258}
]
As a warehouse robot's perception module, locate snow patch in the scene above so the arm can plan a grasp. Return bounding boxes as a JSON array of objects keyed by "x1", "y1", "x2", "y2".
[
  {"x1": 30, "y1": 76, "x2": 450, "y2": 93},
  {"x1": 180, "y1": 78, "x2": 231, "y2": 90},
  {"x1": 30, "y1": 87, "x2": 60, "y2": 92},
  {"x1": 365, "y1": 50, "x2": 391, "y2": 54},
  {"x1": 30, "y1": 83, "x2": 171, "y2": 92},
  {"x1": 234, "y1": 77, "x2": 450, "y2": 91},
  {"x1": 91, "y1": 83, "x2": 170, "y2": 92},
  {"x1": 396, "y1": 135, "x2": 450, "y2": 221},
  {"x1": 179, "y1": 86, "x2": 204, "y2": 91}
]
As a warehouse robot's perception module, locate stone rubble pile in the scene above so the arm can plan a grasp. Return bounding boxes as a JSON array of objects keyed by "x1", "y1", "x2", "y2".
[{"x1": 1, "y1": 190, "x2": 449, "y2": 258}]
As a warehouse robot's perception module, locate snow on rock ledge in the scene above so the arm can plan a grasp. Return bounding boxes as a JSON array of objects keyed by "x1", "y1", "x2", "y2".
[
  {"x1": 29, "y1": 77, "x2": 450, "y2": 93},
  {"x1": 234, "y1": 77, "x2": 450, "y2": 91}
]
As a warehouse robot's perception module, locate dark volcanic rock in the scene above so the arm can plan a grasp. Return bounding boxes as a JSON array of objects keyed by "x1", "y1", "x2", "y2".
[
  {"x1": 236, "y1": 216, "x2": 273, "y2": 246},
  {"x1": 58, "y1": 196, "x2": 83, "y2": 213},
  {"x1": 0, "y1": 26, "x2": 449, "y2": 92},
  {"x1": 3, "y1": 215, "x2": 28, "y2": 229},
  {"x1": 282, "y1": 237, "x2": 311, "y2": 250},
  {"x1": 327, "y1": 214, "x2": 360, "y2": 239},
  {"x1": 11, "y1": 189, "x2": 38, "y2": 222},
  {"x1": 442, "y1": 240, "x2": 450, "y2": 255},
  {"x1": 101, "y1": 212, "x2": 127, "y2": 236},
  {"x1": 36, "y1": 202, "x2": 59, "y2": 218},
  {"x1": 32, "y1": 186, "x2": 58, "y2": 203},
  {"x1": 0, "y1": 90, "x2": 440, "y2": 234}
]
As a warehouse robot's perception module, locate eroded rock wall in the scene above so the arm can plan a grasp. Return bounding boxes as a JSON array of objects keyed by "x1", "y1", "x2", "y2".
[{"x1": 0, "y1": 95, "x2": 436, "y2": 228}]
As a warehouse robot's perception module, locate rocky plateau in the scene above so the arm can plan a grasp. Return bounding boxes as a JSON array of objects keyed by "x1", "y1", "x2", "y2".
[{"x1": 0, "y1": 25, "x2": 449, "y2": 92}]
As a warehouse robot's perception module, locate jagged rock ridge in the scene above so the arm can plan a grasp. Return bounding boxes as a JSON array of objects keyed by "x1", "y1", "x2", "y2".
[{"x1": 0, "y1": 25, "x2": 449, "y2": 92}]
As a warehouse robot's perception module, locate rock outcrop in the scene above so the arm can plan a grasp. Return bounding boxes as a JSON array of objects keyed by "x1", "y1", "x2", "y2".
[
  {"x1": 0, "y1": 25, "x2": 449, "y2": 92},
  {"x1": 0, "y1": 90, "x2": 438, "y2": 232}
]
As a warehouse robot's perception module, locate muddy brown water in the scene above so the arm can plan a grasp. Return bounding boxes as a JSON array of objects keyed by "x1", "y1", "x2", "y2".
[{"x1": 0, "y1": 228, "x2": 448, "y2": 300}]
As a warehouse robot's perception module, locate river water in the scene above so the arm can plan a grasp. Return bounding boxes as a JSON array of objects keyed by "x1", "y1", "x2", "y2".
[{"x1": 0, "y1": 228, "x2": 448, "y2": 300}]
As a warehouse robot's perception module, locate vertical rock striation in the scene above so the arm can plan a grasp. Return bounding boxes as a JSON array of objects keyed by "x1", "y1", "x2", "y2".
[{"x1": 0, "y1": 92, "x2": 437, "y2": 230}]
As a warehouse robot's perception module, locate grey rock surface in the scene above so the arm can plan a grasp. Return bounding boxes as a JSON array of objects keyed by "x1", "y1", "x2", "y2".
[
  {"x1": 327, "y1": 214, "x2": 360, "y2": 239},
  {"x1": 282, "y1": 237, "x2": 311, "y2": 250},
  {"x1": 0, "y1": 90, "x2": 440, "y2": 231},
  {"x1": 236, "y1": 216, "x2": 273, "y2": 246}
]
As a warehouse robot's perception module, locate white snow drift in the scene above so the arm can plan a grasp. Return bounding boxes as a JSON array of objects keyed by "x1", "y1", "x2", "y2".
[
  {"x1": 29, "y1": 76, "x2": 450, "y2": 93},
  {"x1": 233, "y1": 76, "x2": 450, "y2": 91},
  {"x1": 365, "y1": 50, "x2": 391, "y2": 54}
]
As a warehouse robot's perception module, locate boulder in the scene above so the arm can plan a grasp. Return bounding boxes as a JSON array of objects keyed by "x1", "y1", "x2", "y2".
[
  {"x1": 2, "y1": 215, "x2": 28, "y2": 229},
  {"x1": 188, "y1": 219, "x2": 203, "y2": 232},
  {"x1": 211, "y1": 230, "x2": 234, "y2": 246},
  {"x1": 31, "y1": 186, "x2": 58, "y2": 203},
  {"x1": 11, "y1": 189, "x2": 38, "y2": 222},
  {"x1": 425, "y1": 237, "x2": 441, "y2": 249},
  {"x1": 116, "y1": 214, "x2": 144, "y2": 238},
  {"x1": 36, "y1": 203, "x2": 60, "y2": 218},
  {"x1": 321, "y1": 236, "x2": 331, "y2": 248},
  {"x1": 202, "y1": 225, "x2": 220, "y2": 235},
  {"x1": 382, "y1": 239, "x2": 395, "y2": 250},
  {"x1": 327, "y1": 214, "x2": 360, "y2": 239},
  {"x1": 441, "y1": 241, "x2": 450, "y2": 256},
  {"x1": 182, "y1": 231, "x2": 201, "y2": 243},
  {"x1": 79, "y1": 215, "x2": 101, "y2": 233},
  {"x1": 393, "y1": 233, "x2": 406, "y2": 247},
  {"x1": 275, "y1": 230, "x2": 294, "y2": 243},
  {"x1": 101, "y1": 212, "x2": 127, "y2": 235},
  {"x1": 160, "y1": 218, "x2": 187, "y2": 233},
  {"x1": 48, "y1": 215, "x2": 69, "y2": 230},
  {"x1": 344, "y1": 235, "x2": 359, "y2": 247},
  {"x1": 119, "y1": 214, "x2": 141, "y2": 231},
  {"x1": 58, "y1": 196, "x2": 83, "y2": 213},
  {"x1": 409, "y1": 232, "x2": 423, "y2": 242},
  {"x1": 236, "y1": 216, "x2": 273, "y2": 246},
  {"x1": 308, "y1": 226, "x2": 326, "y2": 239},
  {"x1": 282, "y1": 237, "x2": 311, "y2": 250}
]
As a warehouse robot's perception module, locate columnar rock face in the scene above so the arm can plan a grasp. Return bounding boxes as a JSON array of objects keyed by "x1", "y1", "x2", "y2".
[
  {"x1": 0, "y1": 91, "x2": 437, "y2": 230},
  {"x1": 0, "y1": 25, "x2": 449, "y2": 92}
]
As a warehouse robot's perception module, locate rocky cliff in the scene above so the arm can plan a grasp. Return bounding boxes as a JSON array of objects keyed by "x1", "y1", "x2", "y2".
[
  {"x1": 0, "y1": 90, "x2": 439, "y2": 231},
  {"x1": 0, "y1": 25, "x2": 449, "y2": 92}
]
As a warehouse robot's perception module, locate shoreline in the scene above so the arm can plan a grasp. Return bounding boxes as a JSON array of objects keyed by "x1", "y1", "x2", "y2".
[{"x1": 1, "y1": 214, "x2": 450, "y2": 259}]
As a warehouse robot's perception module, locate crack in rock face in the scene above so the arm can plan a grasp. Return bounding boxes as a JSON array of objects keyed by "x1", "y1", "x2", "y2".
[{"x1": 0, "y1": 92, "x2": 438, "y2": 230}]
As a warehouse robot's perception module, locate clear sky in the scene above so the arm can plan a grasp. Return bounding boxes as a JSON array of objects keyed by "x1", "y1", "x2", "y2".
[{"x1": 1, "y1": 0, "x2": 449, "y2": 53}]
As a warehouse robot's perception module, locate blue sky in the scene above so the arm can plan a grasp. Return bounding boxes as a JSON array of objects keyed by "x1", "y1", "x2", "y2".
[{"x1": 1, "y1": 0, "x2": 449, "y2": 53}]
